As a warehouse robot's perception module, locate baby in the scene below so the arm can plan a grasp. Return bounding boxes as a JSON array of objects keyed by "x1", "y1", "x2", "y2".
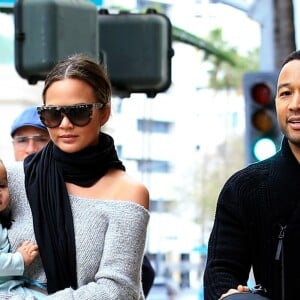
[{"x1": 0, "y1": 159, "x2": 46, "y2": 299}]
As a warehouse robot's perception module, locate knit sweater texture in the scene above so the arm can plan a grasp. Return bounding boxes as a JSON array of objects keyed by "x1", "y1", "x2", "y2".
[
  {"x1": 204, "y1": 137, "x2": 300, "y2": 300},
  {"x1": 4, "y1": 162, "x2": 149, "y2": 300}
]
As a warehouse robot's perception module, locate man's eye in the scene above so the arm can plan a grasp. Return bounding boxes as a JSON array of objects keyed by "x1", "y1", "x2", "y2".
[
  {"x1": 15, "y1": 137, "x2": 27, "y2": 143},
  {"x1": 281, "y1": 91, "x2": 291, "y2": 97}
]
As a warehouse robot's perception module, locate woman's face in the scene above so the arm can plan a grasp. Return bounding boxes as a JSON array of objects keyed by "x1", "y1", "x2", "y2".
[{"x1": 44, "y1": 78, "x2": 109, "y2": 153}]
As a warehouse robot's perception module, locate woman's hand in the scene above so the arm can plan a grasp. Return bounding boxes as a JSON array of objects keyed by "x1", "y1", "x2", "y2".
[
  {"x1": 219, "y1": 285, "x2": 250, "y2": 299},
  {"x1": 17, "y1": 240, "x2": 39, "y2": 266}
]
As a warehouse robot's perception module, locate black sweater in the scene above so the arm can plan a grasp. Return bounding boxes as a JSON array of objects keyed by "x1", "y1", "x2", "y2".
[{"x1": 204, "y1": 137, "x2": 300, "y2": 300}]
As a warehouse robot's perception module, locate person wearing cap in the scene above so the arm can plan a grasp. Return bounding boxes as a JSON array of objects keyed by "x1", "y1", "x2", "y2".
[{"x1": 11, "y1": 107, "x2": 50, "y2": 161}]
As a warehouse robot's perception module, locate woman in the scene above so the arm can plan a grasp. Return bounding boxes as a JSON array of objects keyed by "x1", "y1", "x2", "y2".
[{"x1": 6, "y1": 54, "x2": 150, "y2": 299}]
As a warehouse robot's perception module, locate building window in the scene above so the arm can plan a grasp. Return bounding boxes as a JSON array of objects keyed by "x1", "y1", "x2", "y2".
[
  {"x1": 137, "y1": 119, "x2": 171, "y2": 133},
  {"x1": 137, "y1": 159, "x2": 170, "y2": 173}
]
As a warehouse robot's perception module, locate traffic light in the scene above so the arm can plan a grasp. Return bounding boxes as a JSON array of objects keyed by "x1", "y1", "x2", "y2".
[
  {"x1": 14, "y1": 0, "x2": 99, "y2": 84},
  {"x1": 98, "y1": 9, "x2": 174, "y2": 98},
  {"x1": 243, "y1": 71, "x2": 283, "y2": 164},
  {"x1": 13, "y1": 2, "x2": 173, "y2": 97}
]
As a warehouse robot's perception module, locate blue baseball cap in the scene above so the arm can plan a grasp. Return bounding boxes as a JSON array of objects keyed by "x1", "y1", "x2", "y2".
[{"x1": 11, "y1": 107, "x2": 47, "y2": 137}]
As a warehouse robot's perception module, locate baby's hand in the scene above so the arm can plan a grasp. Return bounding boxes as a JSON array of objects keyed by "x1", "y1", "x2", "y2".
[{"x1": 16, "y1": 240, "x2": 39, "y2": 266}]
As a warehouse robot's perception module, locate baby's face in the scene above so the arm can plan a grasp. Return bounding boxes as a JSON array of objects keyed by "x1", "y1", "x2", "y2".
[{"x1": 0, "y1": 163, "x2": 9, "y2": 212}]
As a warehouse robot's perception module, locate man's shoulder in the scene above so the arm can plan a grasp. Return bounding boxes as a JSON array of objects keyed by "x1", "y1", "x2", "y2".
[{"x1": 229, "y1": 157, "x2": 273, "y2": 184}]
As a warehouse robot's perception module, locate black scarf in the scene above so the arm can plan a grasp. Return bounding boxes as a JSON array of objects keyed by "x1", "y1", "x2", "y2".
[{"x1": 24, "y1": 132, "x2": 125, "y2": 294}]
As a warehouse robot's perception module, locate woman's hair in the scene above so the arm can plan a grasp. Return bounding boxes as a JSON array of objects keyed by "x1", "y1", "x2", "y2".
[
  {"x1": 0, "y1": 159, "x2": 12, "y2": 229},
  {"x1": 42, "y1": 53, "x2": 112, "y2": 105},
  {"x1": 281, "y1": 50, "x2": 300, "y2": 67}
]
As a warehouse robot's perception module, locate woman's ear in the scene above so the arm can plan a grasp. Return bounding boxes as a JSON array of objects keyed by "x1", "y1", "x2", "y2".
[{"x1": 99, "y1": 103, "x2": 111, "y2": 126}]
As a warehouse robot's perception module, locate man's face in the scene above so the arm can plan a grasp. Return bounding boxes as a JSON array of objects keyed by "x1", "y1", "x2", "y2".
[
  {"x1": 12, "y1": 126, "x2": 50, "y2": 161},
  {"x1": 276, "y1": 59, "x2": 300, "y2": 159}
]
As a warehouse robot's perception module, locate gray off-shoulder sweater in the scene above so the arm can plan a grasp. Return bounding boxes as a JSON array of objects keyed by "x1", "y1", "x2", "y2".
[{"x1": 5, "y1": 162, "x2": 150, "y2": 300}]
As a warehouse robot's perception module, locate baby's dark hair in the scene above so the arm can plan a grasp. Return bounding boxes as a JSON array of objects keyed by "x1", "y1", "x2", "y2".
[{"x1": 0, "y1": 159, "x2": 12, "y2": 229}]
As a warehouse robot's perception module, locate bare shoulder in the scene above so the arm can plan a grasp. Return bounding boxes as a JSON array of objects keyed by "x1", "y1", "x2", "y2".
[
  {"x1": 66, "y1": 169, "x2": 149, "y2": 208},
  {"x1": 105, "y1": 170, "x2": 150, "y2": 209}
]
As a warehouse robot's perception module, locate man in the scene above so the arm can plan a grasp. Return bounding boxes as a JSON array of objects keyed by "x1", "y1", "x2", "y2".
[
  {"x1": 11, "y1": 106, "x2": 50, "y2": 161},
  {"x1": 204, "y1": 50, "x2": 300, "y2": 300}
]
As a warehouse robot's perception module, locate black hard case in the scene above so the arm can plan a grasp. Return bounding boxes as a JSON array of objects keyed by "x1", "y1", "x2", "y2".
[{"x1": 14, "y1": 0, "x2": 98, "y2": 84}]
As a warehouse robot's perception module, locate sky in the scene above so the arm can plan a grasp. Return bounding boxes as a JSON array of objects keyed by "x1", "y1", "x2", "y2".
[
  {"x1": 169, "y1": 1, "x2": 261, "y2": 55},
  {"x1": 0, "y1": 12, "x2": 13, "y2": 38}
]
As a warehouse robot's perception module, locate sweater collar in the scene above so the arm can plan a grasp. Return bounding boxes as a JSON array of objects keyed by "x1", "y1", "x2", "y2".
[{"x1": 279, "y1": 136, "x2": 300, "y2": 169}]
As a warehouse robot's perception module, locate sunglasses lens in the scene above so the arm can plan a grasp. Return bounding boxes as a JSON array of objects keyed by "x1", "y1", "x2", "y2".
[
  {"x1": 39, "y1": 108, "x2": 63, "y2": 128},
  {"x1": 67, "y1": 106, "x2": 92, "y2": 126},
  {"x1": 37, "y1": 104, "x2": 95, "y2": 128}
]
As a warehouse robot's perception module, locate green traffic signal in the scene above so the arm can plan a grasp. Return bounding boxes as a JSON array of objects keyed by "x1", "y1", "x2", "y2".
[{"x1": 253, "y1": 137, "x2": 277, "y2": 162}]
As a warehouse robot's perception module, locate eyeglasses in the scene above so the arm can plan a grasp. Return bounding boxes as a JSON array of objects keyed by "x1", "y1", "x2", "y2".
[
  {"x1": 13, "y1": 135, "x2": 49, "y2": 148},
  {"x1": 37, "y1": 103, "x2": 104, "y2": 128}
]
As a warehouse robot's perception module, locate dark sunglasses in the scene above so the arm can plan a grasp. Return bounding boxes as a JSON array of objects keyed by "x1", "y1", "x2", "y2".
[{"x1": 37, "y1": 103, "x2": 104, "y2": 128}]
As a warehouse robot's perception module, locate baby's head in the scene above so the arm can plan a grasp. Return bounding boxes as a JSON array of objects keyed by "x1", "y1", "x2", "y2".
[{"x1": 0, "y1": 159, "x2": 11, "y2": 228}]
